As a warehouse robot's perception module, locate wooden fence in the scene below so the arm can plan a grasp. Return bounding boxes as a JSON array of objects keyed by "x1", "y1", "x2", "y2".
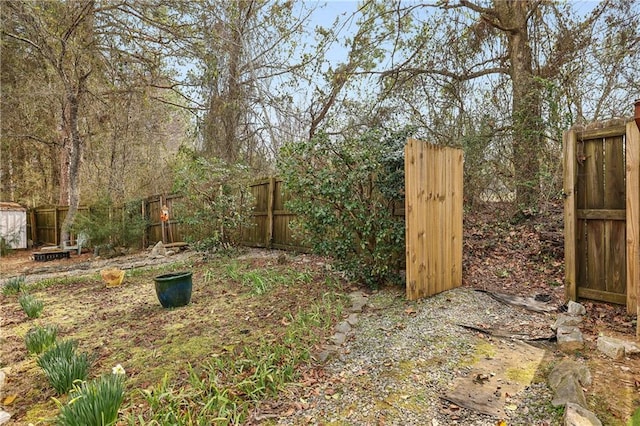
[
  {"x1": 143, "y1": 194, "x2": 185, "y2": 247},
  {"x1": 28, "y1": 177, "x2": 404, "y2": 254},
  {"x1": 404, "y1": 139, "x2": 464, "y2": 301},
  {"x1": 29, "y1": 206, "x2": 89, "y2": 246},
  {"x1": 240, "y1": 177, "x2": 306, "y2": 251},
  {"x1": 564, "y1": 119, "x2": 640, "y2": 318}
]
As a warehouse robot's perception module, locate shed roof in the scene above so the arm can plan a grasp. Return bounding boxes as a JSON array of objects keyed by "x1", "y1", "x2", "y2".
[{"x1": 0, "y1": 202, "x2": 27, "y2": 211}]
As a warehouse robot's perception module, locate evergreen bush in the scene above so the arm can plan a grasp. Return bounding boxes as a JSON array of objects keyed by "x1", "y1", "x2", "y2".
[{"x1": 279, "y1": 128, "x2": 409, "y2": 287}]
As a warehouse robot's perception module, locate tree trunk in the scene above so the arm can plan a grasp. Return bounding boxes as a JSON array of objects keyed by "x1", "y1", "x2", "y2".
[
  {"x1": 59, "y1": 89, "x2": 84, "y2": 246},
  {"x1": 494, "y1": 1, "x2": 543, "y2": 210}
]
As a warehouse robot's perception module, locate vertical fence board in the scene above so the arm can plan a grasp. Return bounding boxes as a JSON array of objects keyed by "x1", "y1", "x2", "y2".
[
  {"x1": 405, "y1": 139, "x2": 463, "y2": 301},
  {"x1": 563, "y1": 129, "x2": 577, "y2": 301},
  {"x1": 626, "y1": 121, "x2": 640, "y2": 321}
]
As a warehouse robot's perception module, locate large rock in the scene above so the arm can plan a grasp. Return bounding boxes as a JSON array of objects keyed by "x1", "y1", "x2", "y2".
[
  {"x1": 596, "y1": 336, "x2": 625, "y2": 360},
  {"x1": 150, "y1": 241, "x2": 167, "y2": 258},
  {"x1": 556, "y1": 326, "x2": 584, "y2": 352},
  {"x1": 549, "y1": 360, "x2": 591, "y2": 408},
  {"x1": 549, "y1": 359, "x2": 592, "y2": 388},
  {"x1": 567, "y1": 301, "x2": 586, "y2": 316},
  {"x1": 564, "y1": 402, "x2": 602, "y2": 426},
  {"x1": 348, "y1": 291, "x2": 368, "y2": 312},
  {"x1": 597, "y1": 335, "x2": 640, "y2": 358},
  {"x1": 552, "y1": 314, "x2": 583, "y2": 331},
  {"x1": 552, "y1": 374, "x2": 587, "y2": 407}
]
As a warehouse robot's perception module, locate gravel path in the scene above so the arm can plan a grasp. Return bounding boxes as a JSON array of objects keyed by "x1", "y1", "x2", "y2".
[{"x1": 275, "y1": 287, "x2": 562, "y2": 426}]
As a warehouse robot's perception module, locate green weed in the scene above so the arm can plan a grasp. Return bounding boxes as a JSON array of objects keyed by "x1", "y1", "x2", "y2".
[
  {"x1": 2, "y1": 275, "x2": 24, "y2": 295},
  {"x1": 19, "y1": 293, "x2": 44, "y2": 318},
  {"x1": 37, "y1": 340, "x2": 91, "y2": 395},
  {"x1": 25, "y1": 324, "x2": 58, "y2": 355},
  {"x1": 130, "y1": 294, "x2": 345, "y2": 424},
  {"x1": 56, "y1": 373, "x2": 126, "y2": 426}
]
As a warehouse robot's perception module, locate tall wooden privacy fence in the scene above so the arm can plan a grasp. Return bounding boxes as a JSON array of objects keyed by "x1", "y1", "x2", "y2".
[
  {"x1": 564, "y1": 118, "x2": 640, "y2": 317},
  {"x1": 143, "y1": 194, "x2": 185, "y2": 247},
  {"x1": 239, "y1": 178, "x2": 305, "y2": 251},
  {"x1": 404, "y1": 139, "x2": 464, "y2": 301},
  {"x1": 28, "y1": 185, "x2": 307, "y2": 251},
  {"x1": 29, "y1": 206, "x2": 90, "y2": 247}
]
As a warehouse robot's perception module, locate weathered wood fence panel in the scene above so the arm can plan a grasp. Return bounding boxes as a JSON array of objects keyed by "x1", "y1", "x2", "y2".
[
  {"x1": 29, "y1": 173, "x2": 411, "y2": 259},
  {"x1": 404, "y1": 139, "x2": 463, "y2": 301},
  {"x1": 144, "y1": 194, "x2": 184, "y2": 246},
  {"x1": 31, "y1": 206, "x2": 89, "y2": 246},
  {"x1": 564, "y1": 119, "x2": 640, "y2": 315},
  {"x1": 240, "y1": 178, "x2": 307, "y2": 251}
]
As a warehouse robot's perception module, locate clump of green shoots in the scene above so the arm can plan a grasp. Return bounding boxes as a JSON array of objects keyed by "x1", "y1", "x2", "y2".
[
  {"x1": 19, "y1": 293, "x2": 44, "y2": 318},
  {"x1": 25, "y1": 324, "x2": 58, "y2": 354},
  {"x1": 37, "y1": 340, "x2": 90, "y2": 395},
  {"x1": 56, "y1": 372, "x2": 126, "y2": 426},
  {"x1": 2, "y1": 275, "x2": 24, "y2": 295}
]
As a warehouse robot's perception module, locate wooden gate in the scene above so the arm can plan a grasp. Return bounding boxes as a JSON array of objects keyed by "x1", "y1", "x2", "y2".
[
  {"x1": 405, "y1": 139, "x2": 464, "y2": 300},
  {"x1": 564, "y1": 119, "x2": 640, "y2": 314}
]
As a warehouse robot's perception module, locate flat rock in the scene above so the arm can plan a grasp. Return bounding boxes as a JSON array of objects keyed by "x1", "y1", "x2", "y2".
[
  {"x1": 552, "y1": 375, "x2": 587, "y2": 407},
  {"x1": 564, "y1": 402, "x2": 602, "y2": 426},
  {"x1": 549, "y1": 360, "x2": 591, "y2": 409},
  {"x1": 548, "y1": 359, "x2": 592, "y2": 388},
  {"x1": 596, "y1": 336, "x2": 625, "y2": 360},
  {"x1": 556, "y1": 326, "x2": 584, "y2": 352},
  {"x1": 346, "y1": 313, "x2": 359, "y2": 326},
  {"x1": 551, "y1": 314, "x2": 582, "y2": 331},
  {"x1": 335, "y1": 321, "x2": 352, "y2": 334},
  {"x1": 314, "y1": 345, "x2": 339, "y2": 363},
  {"x1": 348, "y1": 291, "x2": 368, "y2": 312},
  {"x1": 597, "y1": 335, "x2": 640, "y2": 357},
  {"x1": 331, "y1": 332, "x2": 347, "y2": 345},
  {"x1": 0, "y1": 411, "x2": 11, "y2": 425}
]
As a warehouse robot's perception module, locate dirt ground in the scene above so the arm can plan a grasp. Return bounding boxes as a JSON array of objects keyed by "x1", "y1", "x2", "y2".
[{"x1": 1, "y1": 204, "x2": 640, "y2": 424}]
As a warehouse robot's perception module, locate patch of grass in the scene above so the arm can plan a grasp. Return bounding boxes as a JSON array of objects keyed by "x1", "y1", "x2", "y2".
[
  {"x1": 2, "y1": 275, "x2": 24, "y2": 295},
  {"x1": 629, "y1": 406, "x2": 640, "y2": 426},
  {"x1": 56, "y1": 373, "x2": 125, "y2": 426},
  {"x1": 589, "y1": 394, "x2": 624, "y2": 426},
  {"x1": 131, "y1": 292, "x2": 346, "y2": 424},
  {"x1": 28, "y1": 276, "x2": 82, "y2": 291},
  {"x1": 19, "y1": 293, "x2": 44, "y2": 318},
  {"x1": 132, "y1": 371, "x2": 243, "y2": 425},
  {"x1": 25, "y1": 324, "x2": 58, "y2": 355},
  {"x1": 37, "y1": 340, "x2": 91, "y2": 395},
  {"x1": 217, "y1": 262, "x2": 314, "y2": 295}
]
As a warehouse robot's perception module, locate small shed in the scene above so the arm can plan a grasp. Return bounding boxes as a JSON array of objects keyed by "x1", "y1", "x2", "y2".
[{"x1": 0, "y1": 202, "x2": 27, "y2": 249}]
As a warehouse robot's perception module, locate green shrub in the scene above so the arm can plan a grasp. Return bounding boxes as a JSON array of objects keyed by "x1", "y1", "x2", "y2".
[
  {"x1": 2, "y1": 275, "x2": 24, "y2": 295},
  {"x1": 25, "y1": 324, "x2": 58, "y2": 354},
  {"x1": 37, "y1": 340, "x2": 90, "y2": 395},
  {"x1": 19, "y1": 293, "x2": 44, "y2": 318},
  {"x1": 171, "y1": 147, "x2": 254, "y2": 251},
  {"x1": 278, "y1": 128, "x2": 409, "y2": 287},
  {"x1": 73, "y1": 197, "x2": 147, "y2": 249},
  {"x1": 56, "y1": 373, "x2": 125, "y2": 426}
]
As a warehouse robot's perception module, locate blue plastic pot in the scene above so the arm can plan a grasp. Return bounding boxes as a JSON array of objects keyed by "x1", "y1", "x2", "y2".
[{"x1": 154, "y1": 271, "x2": 193, "y2": 308}]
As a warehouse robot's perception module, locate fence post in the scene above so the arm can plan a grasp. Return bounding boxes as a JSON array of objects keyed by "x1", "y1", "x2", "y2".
[
  {"x1": 626, "y1": 121, "x2": 640, "y2": 325},
  {"x1": 266, "y1": 177, "x2": 276, "y2": 248},
  {"x1": 563, "y1": 129, "x2": 577, "y2": 302},
  {"x1": 141, "y1": 199, "x2": 147, "y2": 249},
  {"x1": 54, "y1": 207, "x2": 58, "y2": 246},
  {"x1": 160, "y1": 194, "x2": 166, "y2": 244}
]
